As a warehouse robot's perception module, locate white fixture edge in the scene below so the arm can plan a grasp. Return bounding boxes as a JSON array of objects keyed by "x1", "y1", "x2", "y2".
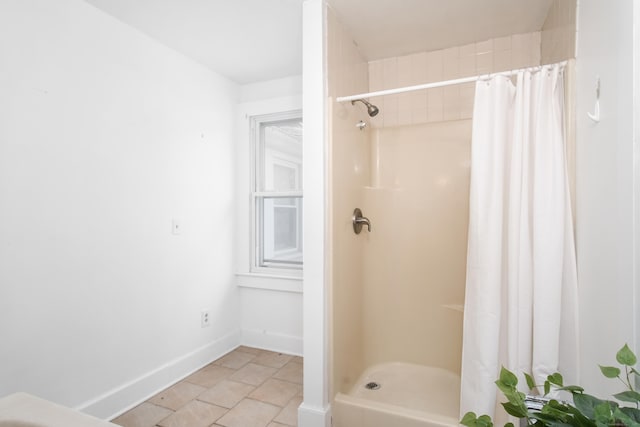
[{"x1": 298, "y1": 403, "x2": 332, "y2": 427}]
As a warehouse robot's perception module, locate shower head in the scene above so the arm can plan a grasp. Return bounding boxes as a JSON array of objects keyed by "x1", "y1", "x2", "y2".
[{"x1": 351, "y1": 99, "x2": 379, "y2": 117}]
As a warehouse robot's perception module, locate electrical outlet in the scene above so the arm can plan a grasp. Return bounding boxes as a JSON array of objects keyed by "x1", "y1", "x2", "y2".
[{"x1": 200, "y1": 309, "x2": 211, "y2": 328}]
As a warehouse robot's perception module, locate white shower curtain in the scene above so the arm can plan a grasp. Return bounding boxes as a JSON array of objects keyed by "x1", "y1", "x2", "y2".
[{"x1": 460, "y1": 63, "x2": 578, "y2": 421}]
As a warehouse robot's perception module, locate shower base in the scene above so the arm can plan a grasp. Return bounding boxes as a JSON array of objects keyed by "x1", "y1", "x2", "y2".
[{"x1": 333, "y1": 362, "x2": 460, "y2": 427}]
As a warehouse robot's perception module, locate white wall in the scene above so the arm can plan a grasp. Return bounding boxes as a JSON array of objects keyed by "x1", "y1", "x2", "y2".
[
  {"x1": 300, "y1": 0, "x2": 331, "y2": 426},
  {"x1": 240, "y1": 75, "x2": 303, "y2": 103},
  {"x1": 0, "y1": 0, "x2": 240, "y2": 419},
  {"x1": 235, "y1": 75, "x2": 304, "y2": 355},
  {"x1": 575, "y1": 0, "x2": 638, "y2": 396},
  {"x1": 239, "y1": 287, "x2": 303, "y2": 353}
]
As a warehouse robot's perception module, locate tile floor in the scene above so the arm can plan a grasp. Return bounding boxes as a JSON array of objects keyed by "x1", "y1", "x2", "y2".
[{"x1": 111, "y1": 346, "x2": 303, "y2": 427}]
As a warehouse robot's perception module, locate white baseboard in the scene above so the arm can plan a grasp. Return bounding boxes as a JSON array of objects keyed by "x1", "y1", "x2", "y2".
[
  {"x1": 298, "y1": 402, "x2": 331, "y2": 427},
  {"x1": 241, "y1": 328, "x2": 303, "y2": 356},
  {"x1": 77, "y1": 329, "x2": 241, "y2": 420}
]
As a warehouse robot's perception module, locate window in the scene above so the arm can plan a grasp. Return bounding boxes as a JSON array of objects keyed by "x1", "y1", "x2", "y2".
[{"x1": 251, "y1": 111, "x2": 303, "y2": 271}]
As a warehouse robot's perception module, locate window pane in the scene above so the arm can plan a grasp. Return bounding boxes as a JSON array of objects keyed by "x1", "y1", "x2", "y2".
[
  {"x1": 274, "y1": 164, "x2": 297, "y2": 191},
  {"x1": 251, "y1": 111, "x2": 303, "y2": 272},
  {"x1": 259, "y1": 118, "x2": 302, "y2": 192},
  {"x1": 260, "y1": 196, "x2": 303, "y2": 266},
  {"x1": 274, "y1": 207, "x2": 297, "y2": 251}
]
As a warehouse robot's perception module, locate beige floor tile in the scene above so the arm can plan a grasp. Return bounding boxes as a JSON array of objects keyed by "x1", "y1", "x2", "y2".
[
  {"x1": 111, "y1": 402, "x2": 173, "y2": 427},
  {"x1": 118, "y1": 348, "x2": 303, "y2": 427},
  {"x1": 273, "y1": 361, "x2": 303, "y2": 384},
  {"x1": 236, "y1": 346, "x2": 262, "y2": 355},
  {"x1": 230, "y1": 363, "x2": 278, "y2": 386},
  {"x1": 198, "y1": 379, "x2": 255, "y2": 408},
  {"x1": 216, "y1": 398, "x2": 280, "y2": 427},
  {"x1": 157, "y1": 400, "x2": 227, "y2": 427},
  {"x1": 149, "y1": 381, "x2": 206, "y2": 411},
  {"x1": 184, "y1": 365, "x2": 236, "y2": 388},
  {"x1": 252, "y1": 351, "x2": 293, "y2": 369},
  {"x1": 248, "y1": 379, "x2": 301, "y2": 407},
  {"x1": 214, "y1": 349, "x2": 256, "y2": 369},
  {"x1": 273, "y1": 396, "x2": 302, "y2": 426}
]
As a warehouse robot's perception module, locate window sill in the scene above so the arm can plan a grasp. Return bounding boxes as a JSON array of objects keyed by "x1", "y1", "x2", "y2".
[{"x1": 235, "y1": 272, "x2": 303, "y2": 293}]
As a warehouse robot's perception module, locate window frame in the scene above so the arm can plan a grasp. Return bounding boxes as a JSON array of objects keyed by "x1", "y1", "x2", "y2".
[{"x1": 249, "y1": 110, "x2": 303, "y2": 276}]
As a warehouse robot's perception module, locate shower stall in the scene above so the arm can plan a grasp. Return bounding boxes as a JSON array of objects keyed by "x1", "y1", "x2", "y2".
[
  {"x1": 326, "y1": 2, "x2": 577, "y2": 426},
  {"x1": 331, "y1": 118, "x2": 470, "y2": 426}
]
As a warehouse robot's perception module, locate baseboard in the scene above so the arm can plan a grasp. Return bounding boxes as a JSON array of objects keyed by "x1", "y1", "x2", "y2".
[
  {"x1": 241, "y1": 328, "x2": 303, "y2": 356},
  {"x1": 76, "y1": 329, "x2": 241, "y2": 420},
  {"x1": 298, "y1": 402, "x2": 331, "y2": 427}
]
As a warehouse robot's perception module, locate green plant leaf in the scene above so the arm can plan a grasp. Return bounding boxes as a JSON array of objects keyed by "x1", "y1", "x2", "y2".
[
  {"x1": 546, "y1": 421, "x2": 574, "y2": 427},
  {"x1": 614, "y1": 408, "x2": 640, "y2": 427},
  {"x1": 618, "y1": 407, "x2": 640, "y2": 424},
  {"x1": 548, "y1": 373, "x2": 564, "y2": 386},
  {"x1": 495, "y1": 383, "x2": 525, "y2": 408},
  {"x1": 558, "y1": 405, "x2": 597, "y2": 427},
  {"x1": 495, "y1": 379, "x2": 515, "y2": 396},
  {"x1": 524, "y1": 372, "x2": 536, "y2": 390},
  {"x1": 616, "y1": 344, "x2": 637, "y2": 366},
  {"x1": 547, "y1": 399, "x2": 571, "y2": 411},
  {"x1": 531, "y1": 412, "x2": 565, "y2": 426},
  {"x1": 613, "y1": 390, "x2": 640, "y2": 403},
  {"x1": 532, "y1": 409, "x2": 577, "y2": 427},
  {"x1": 460, "y1": 412, "x2": 479, "y2": 427},
  {"x1": 501, "y1": 401, "x2": 528, "y2": 418},
  {"x1": 477, "y1": 414, "x2": 494, "y2": 427},
  {"x1": 558, "y1": 385, "x2": 585, "y2": 394},
  {"x1": 545, "y1": 399, "x2": 585, "y2": 427},
  {"x1": 599, "y1": 365, "x2": 621, "y2": 378},
  {"x1": 483, "y1": 345, "x2": 640, "y2": 427},
  {"x1": 541, "y1": 404, "x2": 570, "y2": 421},
  {"x1": 460, "y1": 412, "x2": 495, "y2": 427},
  {"x1": 499, "y1": 366, "x2": 519, "y2": 387},
  {"x1": 573, "y1": 393, "x2": 607, "y2": 419},
  {"x1": 564, "y1": 405, "x2": 598, "y2": 427},
  {"x1": 593, "y1": 402, "x2": 613, "y2": 425}
]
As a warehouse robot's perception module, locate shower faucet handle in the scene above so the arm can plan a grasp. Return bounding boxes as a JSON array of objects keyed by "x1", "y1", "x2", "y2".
[{"x1": 352, "y1": 208, "x2": 371, "y2": 234}]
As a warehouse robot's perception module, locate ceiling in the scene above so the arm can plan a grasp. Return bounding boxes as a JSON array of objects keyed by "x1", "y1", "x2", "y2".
[
  {"x1": 83, "y1": 0, "x2": 554, "y2": 85},
  {"x1": 329, "y1": 0, "x2": 554, "y2": 61},
  {"x1": 83, "y1": 0, "x2": 304, "y2": 85}
]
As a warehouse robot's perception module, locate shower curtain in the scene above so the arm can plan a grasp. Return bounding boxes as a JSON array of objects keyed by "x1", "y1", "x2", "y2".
[{"x1": 460, "y1": 63, "x2": 578, "y2": 421}]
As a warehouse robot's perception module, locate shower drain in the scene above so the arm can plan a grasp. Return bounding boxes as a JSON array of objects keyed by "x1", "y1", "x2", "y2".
[{"x1": 364, "y1": 381, "x2": 381, "y2": 390}]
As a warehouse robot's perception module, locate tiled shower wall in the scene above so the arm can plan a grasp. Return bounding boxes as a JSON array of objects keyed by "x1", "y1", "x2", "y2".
[
  {"x1": 367, "y1": 32, "x2": 542, "y2": 128},
  {"x1": 541, "y1": 0, "x2": 578, "y2": 64},
  {"x1": 327, "y1": 10, "x2": 368, "y2": 98}
]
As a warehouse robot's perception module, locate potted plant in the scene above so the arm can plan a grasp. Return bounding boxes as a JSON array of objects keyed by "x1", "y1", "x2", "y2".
[{"x1": 461, "y1": 345, "x2": 640, "y2": 427}]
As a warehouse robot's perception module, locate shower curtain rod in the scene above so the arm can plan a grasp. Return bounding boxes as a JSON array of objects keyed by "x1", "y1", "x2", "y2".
[{"x1": 335, "y1": 60, "x2": 568, "y2": 103}]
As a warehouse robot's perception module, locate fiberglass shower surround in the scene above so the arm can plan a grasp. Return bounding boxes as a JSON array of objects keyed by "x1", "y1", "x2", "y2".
[{"x1": 338, "y1": 60, "x2": 577, "y2": 423}]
